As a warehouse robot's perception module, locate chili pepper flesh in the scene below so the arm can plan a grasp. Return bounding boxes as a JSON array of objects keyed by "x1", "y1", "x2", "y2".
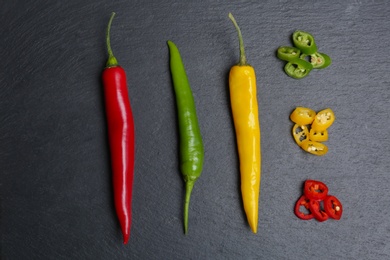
[
  {"x1": 277, "y1": 46, "x2": 301, "y2": 62},
  {"x1": 304, "y1": 180, "x2": 329, "y2": 201},
  {"x1": 228, "y1": 13, "x2": 261, "y2": 233},
  {"x1": 300, "y1": 140, "x2": 328, "y2": 155},
  {"x1": 102, "y1": 12, "x2": 135, "y2": 244},
  {"x1": 324, "y1": 195, "x2": 343, "y2": 220},
  {"x1": 290, "y1": 107, "x2": 316, "y2": 125},
  {"x1": 309, "y1": 200, "x2": 329, "y2": 222},
  {"x1": 311, "y1": 108, "x2": 335, "y2": 131},
  {"x1": 294, "y1": 195, "x2": 314, "y2": 220},
  {"x1": 277, "y1": 31, "x2": 331, "y2": 78},
  {"x1": 294, "y1": 180, "x2": 342, "y2": 222},
  {"x1": 167, "y1": 40, "x2": 204, "y2": 234},
  {"x1": 309, "y1": 129, "x2": 329, "y2": 142},
  {"x1": 290, "y1": 107, "x2": 335, "y2": 155},
  {"x1": 284, "y1": 58, "x2": 313, "y2": 79},
  {"x1": 292, "y1": 124, "x2": 309, "y2": 147},
  {"x1": 292, "y1": 31, "x2": 317, "y2": 55}
]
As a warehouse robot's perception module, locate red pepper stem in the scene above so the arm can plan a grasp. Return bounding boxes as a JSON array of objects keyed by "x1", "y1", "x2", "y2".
[
  {"x1": 228, "y1": 13, "x2": 247, "y2": 66},
  {"x1": 183, "y1": 180, "x2": 195, "y2": 234},
  {"x1": 106, "y1": 12, "x2": 118, "y2": 67}
]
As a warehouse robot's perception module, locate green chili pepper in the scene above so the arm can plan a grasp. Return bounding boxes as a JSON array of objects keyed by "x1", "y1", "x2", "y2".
[
  {"x1": 300, "y1": 52, "x2": 332, "y2": 69},
  {"x1": 277, "y1": 46, "x2": 301, "y2": 61},
  {"x1": 284, "y1": 58, "x2": 313, "y2": 79},
  {"x1": 167, "y1": 40, "x2": 204, "y2": 234},
  {"x1": 312, "y1": 52, "x2": 332, "y2": 69},
  {"x1": 292, "y1": 30, "x2": 317, "y2": 55}
]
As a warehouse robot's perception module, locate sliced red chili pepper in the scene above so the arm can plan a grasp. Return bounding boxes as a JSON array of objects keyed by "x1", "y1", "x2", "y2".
[
  {"x1": 294, "y1": 195, "x2": 314, "y2": 220},
  {"x1": 324, "y1": 195, "x2": 343, "y2": 220},
  {"x1": 309, "y1": 199, "x2": 329, "y2": 222},
  {"x1": 304, "y1": 180, "x2": 328, "y2": 201}
]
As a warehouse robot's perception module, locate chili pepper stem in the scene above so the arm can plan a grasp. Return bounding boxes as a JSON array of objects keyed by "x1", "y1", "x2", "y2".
[
  {"x1": 228, "y1": 13, "x2": 247, "y2": 66},
  {"x1": 106, "y1": 12, "x2": 118, "y2": 67},
  {"x1": 183, "y1": 180, "x2": 195, "y2": 234}
]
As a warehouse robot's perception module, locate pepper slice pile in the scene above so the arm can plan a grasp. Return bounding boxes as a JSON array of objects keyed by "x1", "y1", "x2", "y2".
[
  {"x1": 277, "y1": 31, "x2": 331, "y2": 79},
  {"x1": 294, "y1": 180, "x2": 343, "y2": 222},
  {"x1": 290, "y1": 107, "x2": 335, "y2": 156}
]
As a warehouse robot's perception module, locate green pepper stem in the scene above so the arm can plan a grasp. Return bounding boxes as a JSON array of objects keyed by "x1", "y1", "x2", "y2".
[
  {"x1": 228, "y1": 13, "x2": 247, "y2": 66},
  {"x1": 183, "y1": 180, "x2": 195, "y2": 234},
  {"x1": 106, "y1": 12, "x2": 118, "y2": 67}
]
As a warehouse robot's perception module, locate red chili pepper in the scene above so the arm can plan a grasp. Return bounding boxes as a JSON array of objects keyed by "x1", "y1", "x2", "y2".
[
  {"x1": 308, "y1": 200, "x2": 329, "y2": 222},
  {"x1": 303, "y1": 179, "x2": 328, "y2": 201},
  {"x1": 294, "y1": 195, "x2": 314, "y2": 220},
  {"x1": 324, "y1": 195, "x2": 343, "y2": 220},
  {"x1": 102, "y1": 12, "x2": 135, "y2": 244}
]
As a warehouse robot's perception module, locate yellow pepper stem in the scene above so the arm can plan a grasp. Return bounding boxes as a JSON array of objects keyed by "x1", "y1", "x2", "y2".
[{"x1": 228, "y1": 13, "x2": 247, "y2": 66}]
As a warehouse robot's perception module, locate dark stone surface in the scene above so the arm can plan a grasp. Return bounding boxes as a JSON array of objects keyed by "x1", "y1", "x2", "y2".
[{"x1": 1, "y1": 1, "x2": 389, "y2": 259}]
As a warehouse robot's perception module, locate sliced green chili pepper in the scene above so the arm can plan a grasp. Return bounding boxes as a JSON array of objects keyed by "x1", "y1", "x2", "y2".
[
  {"x1": 301, "y1": 52, "x2": 332, "y2": 69},
  {"x1": 292, "y1": 31, "x2": 317, "y2": 55},
  {"x1": 284, "y1": 58, "x2": 313, "y2": 79},
  {"x1": 167, "y1": 40, "x2": 204, "y2": 234},
  {"x1": 312, "y1": 52, "x2": 331, "y2": 69},
  {"x1": 277, "y1": 46, "x2": 301, "y2": 61}
]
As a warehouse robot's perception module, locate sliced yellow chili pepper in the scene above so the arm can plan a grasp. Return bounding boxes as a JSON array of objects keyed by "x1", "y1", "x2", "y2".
[
  {"x1": 290, "y1": 107, "x2": 316, "y2": 125},
  {"x1": 311, "y1": 108, "x2": 335, "y2": 131},
  {"x1": 309, "y1": 128, "x2": 329, "y2": 142},
  {"x1": 292, "y1": 124, "x2": 309, "y2": 146},
  {"x1": 228, "y1": 13, "x2": 261, "y2": 234},
  {"x1": 300, "y1": 140, "x2": 328, "y2": 156}
]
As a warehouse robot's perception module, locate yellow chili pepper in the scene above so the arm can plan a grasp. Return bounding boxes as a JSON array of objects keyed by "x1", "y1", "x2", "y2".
[
  {"x1": 311, "y1": 108, "x2": 335, "y2": 131},
  {"x1": 300, "y1": 140, "x2": 328, "y2": 156},
  {"x1": 290, "y1": 107, "x2": 316, "y2": 125},
  {"x1": 309, "y1": 128, "x2": 329, "y2": 142},
  {"x1": 228, "y1": 13, "x2": 261, "y2": 234},
  {"x1": 292, "y1": 124, "x2": 309, "y2": 146}
]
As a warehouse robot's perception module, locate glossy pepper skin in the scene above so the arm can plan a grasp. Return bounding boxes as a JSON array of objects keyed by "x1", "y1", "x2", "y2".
[
  {"x1": 167, "y1": 40, "x2": 204, "y2": 234},
  {"x1": 228, "y1": 13, "x2": 261, "y2": 233},
  {"x1": 102, "y1": 12, "x2": 135, "y2": 244}
]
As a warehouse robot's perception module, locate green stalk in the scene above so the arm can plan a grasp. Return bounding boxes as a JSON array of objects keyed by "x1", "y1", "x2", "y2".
[
  {"x1": 228, "y1": 13, "x2": 247, "y2": 66},
  {"x1": 183, "y1": 180, "x2": 195, "y2": 234},
  {"x1": 106, "y1": 12, "x2": 118, "y2": 67}
]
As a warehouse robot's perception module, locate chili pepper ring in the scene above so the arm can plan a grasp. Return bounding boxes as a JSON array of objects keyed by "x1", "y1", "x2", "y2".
[{"x1": 167, "y1": 40, "x2": 204, "y2": 234}]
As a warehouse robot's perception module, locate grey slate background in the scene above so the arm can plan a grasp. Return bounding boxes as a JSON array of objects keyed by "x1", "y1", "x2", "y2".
[{"x1": 1, "y1": 0, "x2": 389, "y2": 259}]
